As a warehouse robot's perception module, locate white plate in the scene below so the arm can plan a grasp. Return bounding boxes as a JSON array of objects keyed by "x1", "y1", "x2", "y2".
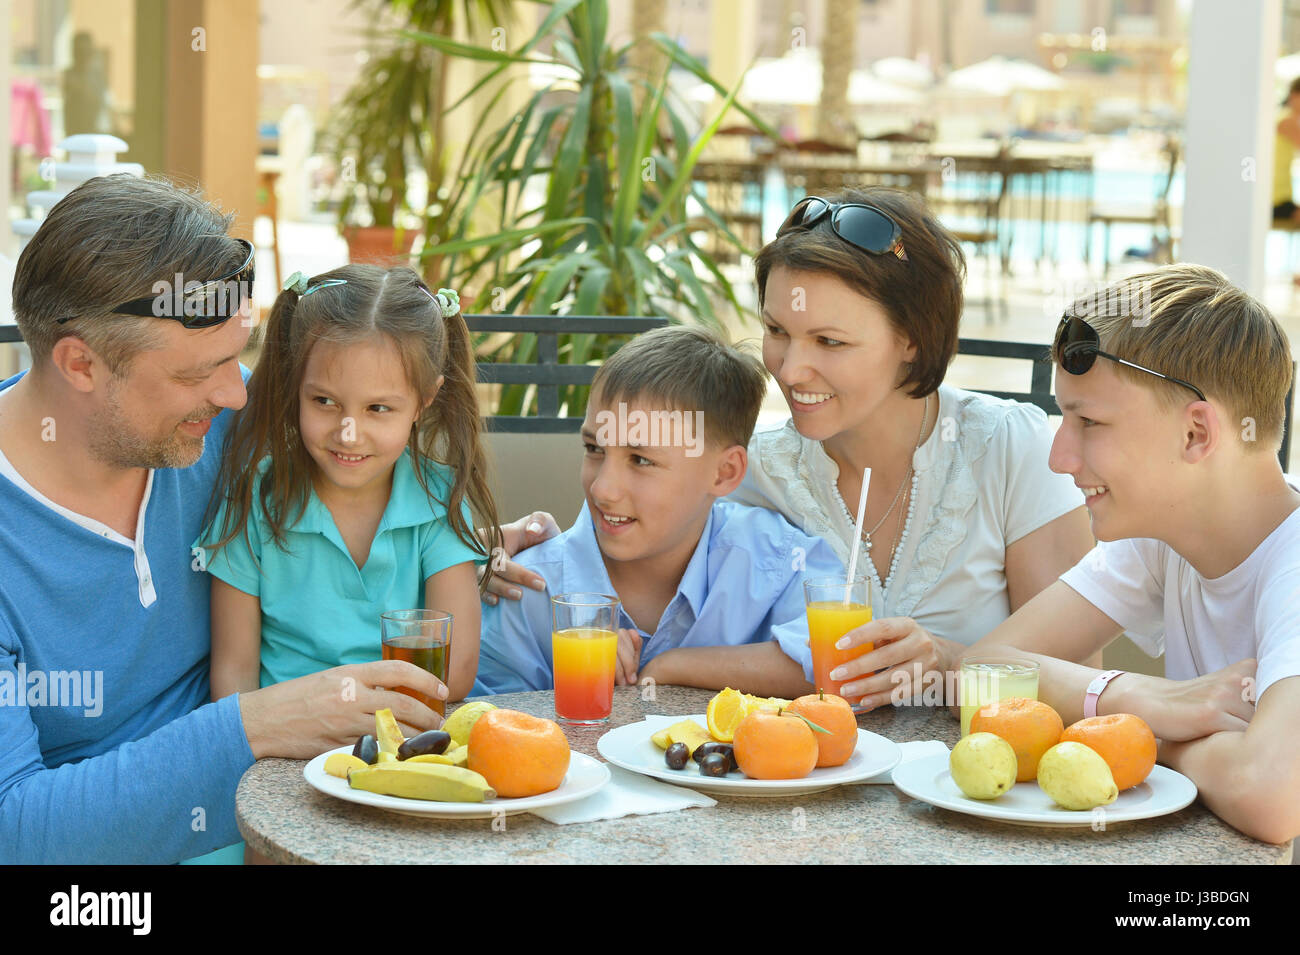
[
  {"x1": 303, "y1": 746, "x2": 611, "y2": 819},
  {"x1": 891, "y1": 753, "x2": 1197, "y2": 828},
  {"x1": 596, "y1": 715, "x2": 902, "y2": 796}
]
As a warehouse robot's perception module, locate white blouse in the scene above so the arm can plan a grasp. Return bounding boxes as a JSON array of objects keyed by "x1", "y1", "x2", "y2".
[{"x1": 731, "y1": 384, "x2": 1085, "y2": 645}]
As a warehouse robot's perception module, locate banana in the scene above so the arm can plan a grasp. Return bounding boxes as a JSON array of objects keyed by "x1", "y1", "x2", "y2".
[
  {"x1": 324, "y1": 753, "x2": 369, "y2": 778},
  {"x1": 349, "y1": 762, "x2": 496, "y2": 802},
  {"x1": 374, "y1": 708, "x2": 405, "y2": 755}
]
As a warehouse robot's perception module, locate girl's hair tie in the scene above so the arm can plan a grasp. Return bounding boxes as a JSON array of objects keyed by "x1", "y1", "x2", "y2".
[
  {"x1": 420, "y1": 285, "x2": 460, "y2": 317},
  {"x1": 283, "y1": 271, "x2": 348, "y2": 297}
]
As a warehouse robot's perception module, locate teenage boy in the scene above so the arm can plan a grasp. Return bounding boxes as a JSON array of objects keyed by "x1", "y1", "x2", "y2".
[
  {"x1": 475, "y1": 325, "x2": 843, "y2": 699},
  {"x1": 835, "y1": 264, "x2": 1299, "y2": 844}
]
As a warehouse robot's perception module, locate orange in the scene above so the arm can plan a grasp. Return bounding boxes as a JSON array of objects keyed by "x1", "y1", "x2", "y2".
[
  {"x1": 786, "y1": 690, "x2": 858, "y2": 768},
  {"x1": 732, "y1": 710, "x2": 819, "y2": 780},
  {"x1": 1060, "y1": 713, "x2": 1157, "y2": 790},
  {"x1": 467, "y1": 709, "x2": 571, "y2": 798},
  {"x1": 969, "y1": 697, "x2": 1064, "y2": 782},
  {"x1": 706, "y1": 688, "x2": 749, "y2": 742}
]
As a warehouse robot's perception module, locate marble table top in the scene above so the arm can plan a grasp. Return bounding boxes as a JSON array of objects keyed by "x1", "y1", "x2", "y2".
[{"x1": 236, "y1": 685, "x2": 1291, "y2": 865}]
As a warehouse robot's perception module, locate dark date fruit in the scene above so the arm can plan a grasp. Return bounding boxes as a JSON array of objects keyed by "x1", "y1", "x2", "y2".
[
  {"x1": 352, "y1": 734, "x2": 379, "y2": 765},
  {"x1": 699, "y1": 753, "x2": 731, "y2": 777},
  {"x1": 693, "y1": 742, "x2": 737, "y2": 772},
  {"x1": 397, "y1": 729, "x2": 452, "y2": 760},
  {"x1": 665, "y1": 742, "x2": 690, "y2": 770}
]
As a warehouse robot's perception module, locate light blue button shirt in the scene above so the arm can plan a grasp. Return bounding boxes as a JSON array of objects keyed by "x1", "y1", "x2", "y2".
[
  {"x1": 195, "y1": 449, "x2": 486, "y2": 688},
  {"x1": 474, "y1": 499, "x2": 845, "y2": 694}
]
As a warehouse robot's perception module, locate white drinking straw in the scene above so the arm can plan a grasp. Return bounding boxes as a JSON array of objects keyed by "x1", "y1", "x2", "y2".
[{"x1": 842, "y1": 467, "x2": 871, "y2": 604}]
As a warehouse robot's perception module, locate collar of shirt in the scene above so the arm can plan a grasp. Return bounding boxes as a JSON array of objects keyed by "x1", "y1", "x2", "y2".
[
  {"x1": 558, "y1": 499, "x2": 715, "y2": 634},
  {"x1": 288, "y1": 448, "x2": 450, "y2": 537}
]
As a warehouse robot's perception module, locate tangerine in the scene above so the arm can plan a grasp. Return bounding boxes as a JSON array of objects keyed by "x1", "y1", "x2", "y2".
[
  {"x1": 787, "y1": 690, "x2": 858, "y2": 767},
  {"x1": 969, "y1": 697, "x2": 1064, "y2": 782},
  {"x1": 732, "y1": 709, "x2": 819, "y2": 780},
  {"x1": 1060, "y1": 713, "x2": 1157, "y2": 790},
  {"x1": 467, "y1": 709, "x2": 571, "y2": 797}
]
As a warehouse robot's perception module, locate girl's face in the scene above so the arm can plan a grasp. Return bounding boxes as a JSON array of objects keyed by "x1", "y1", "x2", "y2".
[
  {"x1": 298, "y1": 335, "x2": 436, "y2": 499},
  {"x1": 761, "y1": 266, "x2": 916, "y2": 443}
]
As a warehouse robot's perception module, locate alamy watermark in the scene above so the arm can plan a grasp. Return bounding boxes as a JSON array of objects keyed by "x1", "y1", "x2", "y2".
[
  {"x1": 591, "y1": 402, "x2": 706, "y2": 458},
  {"x1": 0, "y1": 664, "x2": 103, "y2": 717}
]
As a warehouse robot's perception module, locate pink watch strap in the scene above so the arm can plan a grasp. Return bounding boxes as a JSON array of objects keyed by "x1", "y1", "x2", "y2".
[{"x1": 1084, "y1": 669, "x2": 1126, "y2": 718}]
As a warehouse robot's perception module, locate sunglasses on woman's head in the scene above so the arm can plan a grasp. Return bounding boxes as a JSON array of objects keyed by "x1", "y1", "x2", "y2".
[
  {"x1": 1054, "y1": 315, "x2": 1207, "y2": 403},
  {"x1": 56, "y1": 238, "x2": 256, "y2": 330},
  {"x1": 777, "y1": 196, "x2": 908, "y2": 262}
]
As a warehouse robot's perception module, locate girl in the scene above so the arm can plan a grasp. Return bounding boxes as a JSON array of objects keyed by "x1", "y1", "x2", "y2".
[{"x1": 196, "y1": 264, "x2": 500, "y2": 711}]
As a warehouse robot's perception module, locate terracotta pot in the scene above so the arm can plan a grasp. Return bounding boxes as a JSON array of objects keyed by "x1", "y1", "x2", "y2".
[{"x1": 343, "y1": 226, "x2": 418, "y2": 265}]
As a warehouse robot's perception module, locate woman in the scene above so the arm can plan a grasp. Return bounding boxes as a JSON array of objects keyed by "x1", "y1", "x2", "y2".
[{"x1": 488, "y1": 186, "x2": 1095, "y2": 710}]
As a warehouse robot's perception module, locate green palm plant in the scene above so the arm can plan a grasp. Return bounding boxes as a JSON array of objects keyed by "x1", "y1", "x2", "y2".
[{"x1": 411, "y1": 0, "x2": 779, "y2": 418}]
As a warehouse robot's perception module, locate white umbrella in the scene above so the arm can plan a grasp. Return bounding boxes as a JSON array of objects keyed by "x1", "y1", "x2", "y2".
[
  {"x1": 848, "y1": 70, "x2": 923, "y2": 105},
  {"x1": 871, "y1": 56, "x2": 934, "y2": 89},
  {"x1": 945, "y1": 56, "x2": 1063, "y2": 96},
  {"x1": 741, "y1": 49, "x2": 822, "y2": 105}
]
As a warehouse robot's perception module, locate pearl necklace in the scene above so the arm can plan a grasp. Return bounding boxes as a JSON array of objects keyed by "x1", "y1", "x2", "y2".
[{"x1": 831, "y1": 394, "x2": 930, "y2": 593}]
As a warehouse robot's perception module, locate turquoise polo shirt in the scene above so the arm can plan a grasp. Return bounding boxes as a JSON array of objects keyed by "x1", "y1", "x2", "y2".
[{"x1": 194, "y1": 450, "x2": 486, "y2": 688}]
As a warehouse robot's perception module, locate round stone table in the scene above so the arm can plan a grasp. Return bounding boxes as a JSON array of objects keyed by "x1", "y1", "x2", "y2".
[{"x1": 236, "y1": 686, "x2": 1292, "y2": 864}]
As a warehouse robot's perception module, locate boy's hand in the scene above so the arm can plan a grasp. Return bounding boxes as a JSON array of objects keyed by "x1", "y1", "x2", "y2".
[
  {"x1": 479, "y1": 511, "x2": 559, "y2": 604},
  {"x1": 615, "y1": 628, "x2": 642, "y2": 686},
  {"x1": 238, "y1": 661, "x2": 447, "y2": 760},
  {"x1": 1108, "y1": 659, "x2": 1258, "y2": 741}
]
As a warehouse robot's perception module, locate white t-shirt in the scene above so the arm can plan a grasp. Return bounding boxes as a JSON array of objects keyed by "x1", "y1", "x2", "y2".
[
  {"x1": 1060, "y1": 508, "x2": 1300, "y2": 705},
  {"x1": 731, "y1": 384, "x2": 1085, "y2": 645}
]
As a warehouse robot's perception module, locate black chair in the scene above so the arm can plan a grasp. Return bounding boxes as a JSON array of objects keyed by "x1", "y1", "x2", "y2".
[
  {"x1": 957, "y1": 338, "x2": 1295, "y2": 472},
  {"x1": 0, "y1": 326, "x2": 21, "y2": 343},
  {"x1": 463, "y1": 314, "x2": 670, "y2": 433}
]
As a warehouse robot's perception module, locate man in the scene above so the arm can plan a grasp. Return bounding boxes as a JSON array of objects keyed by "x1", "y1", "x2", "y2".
[{"x1": 0, "y1": 174, "x2": 445, "y2": 863}]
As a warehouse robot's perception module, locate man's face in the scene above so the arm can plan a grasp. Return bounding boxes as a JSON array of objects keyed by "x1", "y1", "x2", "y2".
[
  {"x1": 87, "y1": 309, "x2": 251, "y2": 470},
  {"x1": 579, "y1": 397, "x2": 732, "y2": 569},
  {"x1": 1049, "y1": 360, "x2": 1190, "y2": 541},
  {"x1": 761, "y1": 267, "x2": 916, "y2": 444}
]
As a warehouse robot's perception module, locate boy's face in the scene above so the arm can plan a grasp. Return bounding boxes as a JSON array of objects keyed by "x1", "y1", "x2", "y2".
[
  {"x1": 579, "y1": 396, "x2": 744, "y2": 570},
  {"x1": 298, "y1": 335, "x2": 435, "y2": 499},
  {"x1": 761, "y1": 267, "x2": 916, "y2": 443},
  {"x1": 1049, "y1": 360, "x2": 1195, "y2": 541},
  {"x1": 86, "y1": 307, "x2": 250, "y2": 469}
]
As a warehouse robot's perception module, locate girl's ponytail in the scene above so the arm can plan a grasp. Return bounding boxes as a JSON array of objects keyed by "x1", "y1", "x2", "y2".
[{"x1": 413, "y1": 288, "x2": 502, "y2": 592}]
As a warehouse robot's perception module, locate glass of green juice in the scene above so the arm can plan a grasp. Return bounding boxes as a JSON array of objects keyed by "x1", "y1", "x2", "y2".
[{"x1": 959, "y1": 654, "x2": 1040, "y2": 736}]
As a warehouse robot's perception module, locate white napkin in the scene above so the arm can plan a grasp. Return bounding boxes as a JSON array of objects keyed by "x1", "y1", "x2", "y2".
[
  {"x1": 531, "y1": 765, "x2": 716, "y2": 824},
  {"x1": 856, "y1": 739, "x2": 950, "y2": 785}
]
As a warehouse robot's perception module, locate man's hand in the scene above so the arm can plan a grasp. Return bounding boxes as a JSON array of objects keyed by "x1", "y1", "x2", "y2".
[
  {"x1": 238, "y1": 661, "x2": 447, "y2": 760},
  {"x1": 478, "y1": 511, "x2": 560, "y2": 605},
  {"x1": 614, "y1": 627, "x2": 642, "y2": 686},
  {"x1": 1107, "y1": 658, "x2": 1257, "y2": 741}
]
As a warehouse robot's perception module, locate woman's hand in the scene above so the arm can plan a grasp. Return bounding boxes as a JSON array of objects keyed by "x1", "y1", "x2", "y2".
[
  {"x1": 478, "y1": 511, "x2": 560, "y2": 604},
  {"x1": 831, "y1": 617, "x2": 963, "y2": 712}
]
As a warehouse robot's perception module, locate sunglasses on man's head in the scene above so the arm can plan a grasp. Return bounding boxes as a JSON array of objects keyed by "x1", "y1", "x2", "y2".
[
  {"x1": 57, "y1": 238, "x2": 256, "y2": 330},
  {"x1": 777, "y1": 196, "x2": 909, "y2": 262},
  {"x1": 1054, "y1": 315, "x2": 1207, "y2": 403}
]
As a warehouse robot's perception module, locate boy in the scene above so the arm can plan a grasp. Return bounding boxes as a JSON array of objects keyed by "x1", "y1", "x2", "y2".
[
  {"x1": 474, "y1": 325, "x2": 843, "y2": 699},
  {"x1": 959, "y1": 264, "x2": 1299, "y2": 845}
]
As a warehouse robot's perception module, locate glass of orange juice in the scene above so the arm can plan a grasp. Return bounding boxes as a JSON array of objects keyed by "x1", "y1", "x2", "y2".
[
  {"x1": 551, "y1": 593, "x2": 620, "y2": 724},
  {"x1": 803, "y1": 575, "x2": 873, "y2": 709},
  {"x1": 381, "y1": 609, "x2": 452, "y2": 717},
  {"x1": 959, "y1": 654, "x2": 1040, "y2": 736}
]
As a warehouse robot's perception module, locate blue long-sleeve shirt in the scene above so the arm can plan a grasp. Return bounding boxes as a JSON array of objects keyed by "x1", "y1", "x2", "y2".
[{"x1": 0, "y1": 370, "x2": 255, "y2": 863}]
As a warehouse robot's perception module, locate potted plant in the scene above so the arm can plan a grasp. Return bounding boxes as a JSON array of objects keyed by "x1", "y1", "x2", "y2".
[{"x1": 325, "y1": 0, "x2": 509, "y2": 263}]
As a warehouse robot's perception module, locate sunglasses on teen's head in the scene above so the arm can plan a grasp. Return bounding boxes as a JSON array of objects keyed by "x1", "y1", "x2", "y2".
[
  {"x1": 1053, "y1": 315, "x2": 1207, "y2": 403},
  {"x1": 777, "y1": 196, "x2": 909, "y2": 262},
  {"x1": 56, "y1": 238, "x2": 256, "y2": 330}
]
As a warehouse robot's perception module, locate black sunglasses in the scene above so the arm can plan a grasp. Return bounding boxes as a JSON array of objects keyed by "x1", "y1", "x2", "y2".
[
  {"x1": 777, "y1": 196, "x2": 909, "y2": 262},
  {"x1": 1054, "y1": 315, "x2": 1207, "y2": 403},
  {"x1": 57, "y1": 238, "x2": 256, "y2": 330}
]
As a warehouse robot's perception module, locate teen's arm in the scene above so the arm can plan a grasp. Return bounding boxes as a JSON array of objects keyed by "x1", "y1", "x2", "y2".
[
  {"x1": 425, "y1": 561, "x2": 481, "y2": 703},
  {"x1": 639, "y1": 641, "x2": 814, "y2": 699},
  {"x1": 971, "y1": 581, "x2": 1257, "y2": 738},
  {"x1": 1159, "y1": 676, "x2": 1300, "y2": 844},
  {"x1": 210, "y1": 577, "x2": 262, "y2": 699}
]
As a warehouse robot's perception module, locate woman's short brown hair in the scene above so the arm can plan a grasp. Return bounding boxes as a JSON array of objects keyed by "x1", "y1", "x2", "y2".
[{"x1": 754, "y1": 186, "x2": 966, "y2": 398}]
